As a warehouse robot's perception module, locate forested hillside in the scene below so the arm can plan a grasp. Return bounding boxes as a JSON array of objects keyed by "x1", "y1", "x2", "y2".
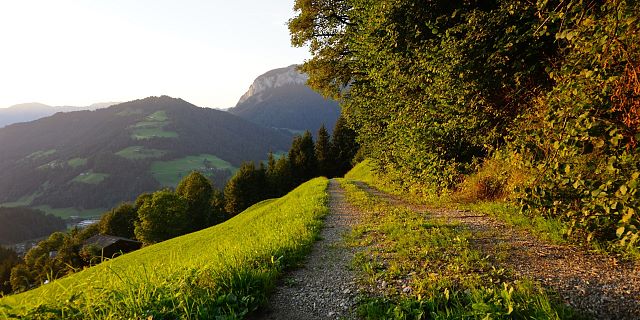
[
  {"x1": 291, "y1": 0, "x2": 639, "y2": 252},
  {"x1": 0, "y1": 96, "x2": 291, "y2": 214}
]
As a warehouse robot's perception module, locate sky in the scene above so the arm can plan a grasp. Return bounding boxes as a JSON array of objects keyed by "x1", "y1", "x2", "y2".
[{"x1": 0, "y1": 0, "x2": 309, "y2": 109}]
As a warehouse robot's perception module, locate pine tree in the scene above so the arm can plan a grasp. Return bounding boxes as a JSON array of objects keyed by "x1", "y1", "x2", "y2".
[
  {"x1": 289, "y1": 131, "x2": 318, "y2": 185},
  {"x1": 223, "y1": 162, "x2": 267, "y2": 215},
  {"x1": 331, "y1": 115, "x2": 359, "y2": 177},
  {"x1": 315, "y1": 124, "x2": 333, "y2": 178}
]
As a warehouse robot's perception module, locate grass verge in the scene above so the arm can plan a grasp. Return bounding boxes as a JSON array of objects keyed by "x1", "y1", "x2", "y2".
[
  {"x1": 339, "y1": 179, "x2": 578, "y2": 319},
  {"x1": 0, "y1": 177, "x2": 330, "y2": 319}
]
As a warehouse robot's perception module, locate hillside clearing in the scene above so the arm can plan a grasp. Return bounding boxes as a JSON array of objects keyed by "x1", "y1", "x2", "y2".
[
  {"x1": 115, "y1": 146, "x2": 167, "y2": 160},
  {"x1": 150, "y1": 154, "x2": 237, "y2": 187},
  {"x1": 0, "y1": 178, "x2": 330, "y2": 319}
]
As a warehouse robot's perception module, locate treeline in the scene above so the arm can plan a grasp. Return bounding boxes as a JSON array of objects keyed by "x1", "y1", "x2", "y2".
[
  {"x1": 4, "y1": 117, "x2": 358, "y2": 295},
  {"x1": 290, "y1": 1, "x2": 639, "y2": 250},
  {"x1": 0, "y1": 208, "x2": 66, "y2": 245}
]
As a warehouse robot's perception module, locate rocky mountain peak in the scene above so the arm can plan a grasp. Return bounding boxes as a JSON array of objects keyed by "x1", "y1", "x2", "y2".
[{"x1": 236, "y1": 65, "x2": 308, "y2": 106}]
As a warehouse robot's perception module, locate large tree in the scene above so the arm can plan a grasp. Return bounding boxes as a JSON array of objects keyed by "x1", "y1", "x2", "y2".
[
  {"x1": 99, "y1": 203, "x2": 138, "y2": 239},
  {"x1": 134, "y1": 190, "x2": 189, "y2": 245},
  {"x1": 290, "y1": 0, "x2": 553, "y2": 190},
  {"x1": 176, "y1": 171, "x2": 214, "y2": 231}
]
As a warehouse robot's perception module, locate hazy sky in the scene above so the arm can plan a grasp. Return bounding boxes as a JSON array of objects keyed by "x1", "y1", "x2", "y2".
[{"x1": 0, "y1": 0, "x2": 309, "y2": 109}]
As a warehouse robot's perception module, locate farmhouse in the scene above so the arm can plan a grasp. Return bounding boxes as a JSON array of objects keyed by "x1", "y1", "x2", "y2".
[{"x1": 83, "y1": 235, "x2": 142, "y2": 258}]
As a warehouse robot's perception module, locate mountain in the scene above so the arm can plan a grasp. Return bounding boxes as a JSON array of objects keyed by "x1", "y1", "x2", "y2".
[
  {"x1": 228, "y1": 65, "x2": 341, "y2": 134},
  {"x1": 0, "y1": 96, "x2": 291, "y2": 217},
  {"x1": 0, "y1": 102, "x2": 118, "y2": 128}
]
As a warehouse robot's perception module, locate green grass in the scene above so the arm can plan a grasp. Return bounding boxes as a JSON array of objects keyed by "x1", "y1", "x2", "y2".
[
  {"x1": 0, "y1": 178, "x2": 330, "y2": 319},
  {"x1": 145, "y1": 110, "x2": 169, "y2": 122},
  {"x1": 345, "y1": 159, "x2": 378, "y2": 183},
  {"x1": 115, "y1": 146, "x2": 167, "y2": 160},
  {"x1": 130, "y1": 110, "x2": 178, "y2": 140},
  {"x1": 32, "y1": 206, "x2": 105, "y2": 219},
  {"x1": 459, "y1": 202, "x2": 569, "y2": 245},
  {"x1": 150, "y1": 154, "x2": 237, "y2": 187},
  {"x1": 72, "y1": 172, "x2": 110, "y2": 184},
  {"x1": 339, "y1": 179, "x2": 577, "y2": 319},
  {"x1": 0, "y1": 193, "x2": 40, "y2": 208},
  {"x1": 131, "y1": 128, "x2": 179, "y2": 140},
  {"x1": 25, "y1": 149, "x2": 57, "y2": 161},
  {"x1": 67, "y1": 158, "x2": 88, "y2": 168}
]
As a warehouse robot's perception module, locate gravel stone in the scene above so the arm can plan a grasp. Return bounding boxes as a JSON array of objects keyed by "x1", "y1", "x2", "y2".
[{"x1": 250, "y1": 180, "x2": 361, "y2": 320}]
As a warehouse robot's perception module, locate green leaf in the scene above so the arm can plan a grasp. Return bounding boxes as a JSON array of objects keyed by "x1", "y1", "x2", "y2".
[
  {"x1": 620, "y1": 185, "x2": 628, "y2": 195},
  {"x1": 616, "y1": 226, "x2": 625, "y2": 238}
]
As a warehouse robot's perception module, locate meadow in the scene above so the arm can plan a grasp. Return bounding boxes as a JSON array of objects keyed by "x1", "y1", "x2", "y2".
[
  {"x1": 0, "y1": 177, "x2": 329, "y2": 319},
  {"x1": 150, "y1": 154, "x2": 237, "y2": 187}
]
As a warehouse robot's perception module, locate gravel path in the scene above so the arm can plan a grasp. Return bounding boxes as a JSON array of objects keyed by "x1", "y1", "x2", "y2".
[
  {"x1": 251, "y1": 179, "x2": 361, "y2": 320},
  {"x1": 355, "y1": 182, "x2": 640, "y2": 320}
]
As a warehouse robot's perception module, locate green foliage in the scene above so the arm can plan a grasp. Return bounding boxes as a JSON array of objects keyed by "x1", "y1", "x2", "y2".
[
  {"x1": 266, "y1": 154, "x2": 294, "y2": 198},
  {"x1": 0, "y1": 178, "x2": 330, "y2": 319},
  {"x1": 134, "y1": 190, "x2": 189, "y2": 245},
  {"x1": 0, "y1": 247, "x2": 20, "y2": 295},
  {"x1": 289, "y1": 131, "x2": 318, "y2": 185},
  {"x1": 330, "y1": 115, "x2": 359, "y2": 177},
  {"x1": 176, "y1": 171, "x2": 215, "y2": 231},
  {"x1": 315, "y1": 125, "x2": 333, "y2": 177},
  {"x1": 99, "y1": 203, "x2": 138, "y2": 239},
  {"x1": 512, "y1": 1, "x2": 640, "y2": 249},
  {"x1": 292, "y1": 0, "x2": 640, "y2": 252},
  {"x1": 224, "y1": 162, "x2": 267, "y2": 215}
]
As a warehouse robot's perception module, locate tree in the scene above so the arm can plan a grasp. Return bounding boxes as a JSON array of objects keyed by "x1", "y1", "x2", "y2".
[
  {"x1": 289, "y1": 131, "x2": 317, "y2": 185},
  {"x1": 268, "y1": 154, "x2": 294, "y2": 197},
  {"x1": 10, "y1": 264, "x2": 32, "y2": 293},
  {"x1": 0, "y1": 247, "x2": 20, "y2": 294},
  {"x1": 134, "y1": 190, "x2": 189, "y2": 245},
  {"x1": 224, "y1": 162, "x2": 267, "y2": 215},
  {"x1": 289, "y1": 0, "x2": 355, "y2": 99},
  {"x1": 315, "y1": 124, "x2": 333, "y2": 177},
  {"x1": 176, "y1": 171, "x2": 214, "y2": 231},
  {"x1": 330, "y1": 115, "x2": 358, "y2": 177},
  {"x1": 100, "y1": 203, "x2": 138, "y2": 239},
  {"x1": 210, "y1": 188, "x2": 227, "y2": 224}
]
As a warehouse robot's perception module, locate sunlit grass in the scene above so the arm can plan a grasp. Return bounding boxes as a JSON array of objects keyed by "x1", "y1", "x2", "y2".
[
  {"x1": 0, "y1": 177, "x2": 329, "y2": 319},
  {"x1": 339, "y1": 178, "x2": 578, "y2": 319}
]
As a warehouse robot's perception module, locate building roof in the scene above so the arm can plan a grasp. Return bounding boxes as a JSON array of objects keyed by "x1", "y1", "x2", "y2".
[{"x1": 83, "y1": 235, "x2": 140, "y2": 249}]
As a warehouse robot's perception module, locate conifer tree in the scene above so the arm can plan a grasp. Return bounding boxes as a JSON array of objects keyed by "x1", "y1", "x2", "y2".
[
  {"x1": 289, "y1": 131, "x2": 318, "y2": 185},
  {"x1": 330, "y1": 115, "x2": 359, "y2": 177},
  {"x1": 315, "y1": 124, "x2": 333, "y2": 177},
  {"x1": 224, "y1": 162, "x2": 267, "y2": 215}
]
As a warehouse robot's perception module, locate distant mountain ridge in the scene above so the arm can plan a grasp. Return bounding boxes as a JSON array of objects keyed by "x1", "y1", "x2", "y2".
[
  {"x1": 0, "y1": 96, "x2": 291, "y2": 216},
  {"x1": 229, "y1": 65, "x2": 340, "y2": 134},
  {"x1": 0, "y1": 102, "x2": 118, "y2": 128}
]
